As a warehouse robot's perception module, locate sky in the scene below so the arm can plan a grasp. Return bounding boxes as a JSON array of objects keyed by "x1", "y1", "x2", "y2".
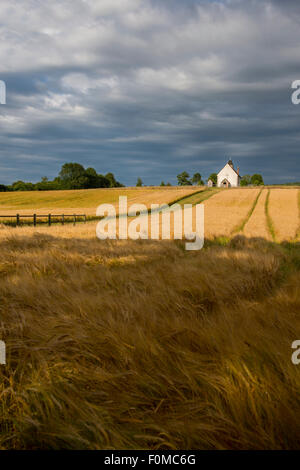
[{"x1": 0, "y1": 0, "x2": 300, "y2": 186}]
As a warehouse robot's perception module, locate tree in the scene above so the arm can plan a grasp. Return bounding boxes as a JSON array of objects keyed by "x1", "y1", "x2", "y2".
[
  {"x1": 136, "y1": 177, "x2": 143, "y2": 187},
  {"x1": 52, "y1": 177, "x2": 63, "y2": 190},
  {"x1": 84, "y1": 167, "x2": 99, "y2": 188},
  {"x1": 0, "y1": 184, "x2": 8, "y2": 192},
  {"x1": 84, "y1": 168, "x2": 108, "y2": 188},
  {"x1": 105, "y1": 172, "x2": 117, "y2": 188},
  {"x1": 160, "y1": 181, "x2": 165, "y2": 186},
  {"x1": 12, "y1": 181, "x2": 34, "y2": 191},
  {"x1": 59, "y1": 163, "x2": 88, "y2": 189},
  {"x1": 6, "y1": 162, "x2": 124, "y2": 192},
  {"x1": 97, "y1": 174, "x2": 111, "y2": 188},
  {"x1": 192, "y1": 173, "x2": 204, "y2": 185},
  {"x1": 208, "y1": 173, "x2": 217, "y2": 185},
  {"x1": 251, "y1": 174, "x2": 264, "y2": 186},
  {"x1": 58, "y1": 163, "x2": 121, "y2": 189},
  {"x1": 177, "y1": 172, "x2": 192, "y2": 186},
  {"x1": 240, "y1": 174, "x2": 251, "y2": 187},
  {"x1": 35, "y1": 176, "x2": 56, "y2": 191},
  {"x1": 104, "y1": 172, "x2": 123, "y2": 188}
]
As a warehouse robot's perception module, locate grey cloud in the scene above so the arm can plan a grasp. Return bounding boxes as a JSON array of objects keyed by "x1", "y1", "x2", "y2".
[{"x1": 0, "y1": 0, "x2": 299, "y2": 185}]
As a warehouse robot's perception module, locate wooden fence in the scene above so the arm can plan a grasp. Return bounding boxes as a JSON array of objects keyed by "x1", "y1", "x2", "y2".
[{"x1": 0, "y1": 214, "x2": 87, "y2": 226}]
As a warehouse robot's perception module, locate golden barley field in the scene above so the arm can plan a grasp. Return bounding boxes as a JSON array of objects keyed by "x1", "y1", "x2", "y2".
[
  {"x1": 101, "y1": 187, "x2": 299, "y2": 242},
  {"x1": 0, "y1": 186, "x2": 300, "y2": 450},
  {"x1": 243, "y1": 189, "x2": 271, "y2": 240},
  {"x1": 0, "y1": 186, "x2": 298, "y2": 242},
  {"x1": 268, "y1": 189, "x2": 299, "y2": 242},
  {"x1": 115, "y1": 187, "x2": 261, "y2": 241},
  {"x1": 0, "y1": 186, "x2": 201, "y2": 217},
  {"x1": 201, "y1": 187, "x2": 299, "y2": 242},
  {"x1": 202, "y1": 188, "x2": 261, "y2": 238}
]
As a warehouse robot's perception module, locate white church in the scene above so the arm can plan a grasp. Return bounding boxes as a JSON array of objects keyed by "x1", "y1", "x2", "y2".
[{"x1": 216, "y1": 159, "x2": 241, "y2": 188}]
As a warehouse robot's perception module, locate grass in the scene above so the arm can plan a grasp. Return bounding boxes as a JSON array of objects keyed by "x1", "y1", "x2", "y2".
[
  {"x1": 0, "y1": 228, "x2": 300, "y2": 450},
  {"x1": 0, "y1": 187, "x2": 200, "y2": 215},
  {"x1": 231, "y1": 187, "x2": 263, "y2": 234},
  {"x1": 203, "y1": 188, "x2": 261, "y2": 238},
  {"x1": 265, "y1": 189, "x2": 276, "y2": 242},
  {"x1": 175, "y1": 187, "x2": 220, "y2": 207},
  {"x1": 0, "y1": 187, "x2": 299, "y2": 449},
  {"x1": 0, "y1": 187, "x2": 206, "y2": 227},
  {"x1": 267, "y1": 189, "x2": 299, "y2": 242},
  {"x1": 243, "y1": 190, "x2": 270, "y2": 240}
]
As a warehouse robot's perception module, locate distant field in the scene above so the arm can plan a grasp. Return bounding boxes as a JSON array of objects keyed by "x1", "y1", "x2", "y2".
[
  {"x1": 0, "y1": 187, "x2": 201, "y2": 216},
  {"x1": 0, "y1": 186, "x2": 298, "y2": 242},
  {"x1": 203, "y1": 188, "x2": 261, "y2": 238},
  {"x1": 199, "y1": 186, "x2": 299, "y2": 242},
  {"x1": 243, "y1": 189, "x2": 270, "y2": 240},
  {"x1": 268, "y1": 189, "x2": 299, "y2": 242}
]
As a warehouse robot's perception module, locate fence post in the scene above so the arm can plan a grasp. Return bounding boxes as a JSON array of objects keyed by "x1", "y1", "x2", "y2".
[
  {"x1": 73, "y1": 214, "x2": 76, "y2": 226},
  {"x1": 48, "y1": 214, "x2": 51, "y2": 226},
  {"x1": 33, "y1": 214, "x2": 36, "y2": 226},
  {"x1": 16, "y1": 214, "x2": 20, "y2": 226},
  {"x1": 84, "y1": 214, "x2": 86, "y2": 224},
  {"x1": 62, "y1": 214, "x2": 64, "y2": 225}
]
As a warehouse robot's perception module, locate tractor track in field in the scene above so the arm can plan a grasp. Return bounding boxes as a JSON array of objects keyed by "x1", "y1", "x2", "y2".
[
  {"x1": 231, "y1": 187, "x2": 263, "y2": 236},
  {"x1": 265, "y1": 189, "x2": 276, "y2": 242}
]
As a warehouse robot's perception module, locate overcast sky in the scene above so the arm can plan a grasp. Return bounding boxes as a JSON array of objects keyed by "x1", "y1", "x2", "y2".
[{"x1": 0, "y1": 0, "x2": 299, "y2": 185}]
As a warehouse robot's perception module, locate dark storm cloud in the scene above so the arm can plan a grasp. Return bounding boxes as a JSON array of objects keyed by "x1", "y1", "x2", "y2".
[{"x1": 0, "y1": 0, "x2": 299, "y2": 185}]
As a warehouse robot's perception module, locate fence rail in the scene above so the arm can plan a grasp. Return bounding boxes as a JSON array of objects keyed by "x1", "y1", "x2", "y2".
[{"x1": 0, "y1": 214, "x2": 87, "y2": 226}]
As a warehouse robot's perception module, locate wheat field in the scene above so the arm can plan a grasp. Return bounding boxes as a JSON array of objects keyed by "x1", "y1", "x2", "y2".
[
  {"x1": 1, "y1": 187, "x2": 298, "y2": 242},
  {"x1": 0, "y1": 187, "x2": 201, "y2": 217},
  {"x1": 201, "y1": 188, "x2": 261, "y2": 238},
  {"x1": 268, "y1": 189, "x2": 299, "y2": 242},
  {"x1": 0, "y1": 186, "x2": 299, "y2": 450},
  {"x1": 243, "y1": 190, "x2": 271, "y2": 240}
]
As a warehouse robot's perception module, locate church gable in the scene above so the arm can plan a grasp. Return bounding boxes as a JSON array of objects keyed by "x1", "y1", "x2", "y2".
[{"x1": 217, "y1": 160, "x2": 240, "y2": 188}]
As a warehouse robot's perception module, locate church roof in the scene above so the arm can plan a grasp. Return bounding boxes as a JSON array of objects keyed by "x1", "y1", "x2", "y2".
[{"x1": 218, "y1": 160, "x2": 241, "y2": 178}]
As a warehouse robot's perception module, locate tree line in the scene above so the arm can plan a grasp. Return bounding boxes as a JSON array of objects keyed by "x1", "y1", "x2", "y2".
[
  {"x1": 240, "y1": 174, "x2": 264, "y2": 186},
  {"x1": 0, "y1": 163, "x2": 124, "y2": 192},
  {"x1": 172, "y1": 172, "x2": 263, "y2": 187},
  {"x1": 0, "y1": 163, "x2": 265, "y2": 192},
  {"x1": 136, "y1": 172, "x2": 205, "y2": 187},
  {"x1": 205, "y1": 173, "x2": 264, "y2": 186},
  {"x1": 156, "y1": 171, "x2": 263, "y2": 187},
  {"x1": 166, "y1": 172, "x2": 263, "y2": 186}
]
